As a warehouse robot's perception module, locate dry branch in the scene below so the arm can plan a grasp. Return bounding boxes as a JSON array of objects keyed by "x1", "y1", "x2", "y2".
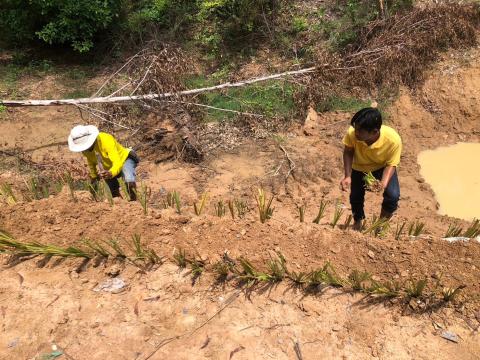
[{"x1": 1, "y1": 67, "x2": 317, "y2": 107}]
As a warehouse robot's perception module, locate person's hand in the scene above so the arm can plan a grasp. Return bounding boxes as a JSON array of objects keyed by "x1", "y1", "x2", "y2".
[
  {"x1": 99, "y1": 170, "x2": 112, "y2": 179},
  {"x1": 340, "y1": 177, "x2": 351, "y2": 191}
]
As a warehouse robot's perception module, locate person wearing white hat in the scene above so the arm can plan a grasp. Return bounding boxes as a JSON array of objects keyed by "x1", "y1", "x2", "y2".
[{"x1": 68, "y1": 125, "x2": 139, "y2": 200}]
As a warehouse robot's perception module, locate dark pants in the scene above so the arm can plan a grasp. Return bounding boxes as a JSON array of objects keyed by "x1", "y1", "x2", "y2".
[{"x1": 350, "y1": 168, "x2": 400, "y2": 221}]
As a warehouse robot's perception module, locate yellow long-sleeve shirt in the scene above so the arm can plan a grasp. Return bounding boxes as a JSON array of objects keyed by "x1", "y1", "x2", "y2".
[{"x1": 82, "y1": 132, "x2": 130, "y2": 179}]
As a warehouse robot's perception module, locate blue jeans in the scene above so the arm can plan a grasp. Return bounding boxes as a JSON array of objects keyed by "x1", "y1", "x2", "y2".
[
  {"x1": 350, "y1": 168, "x2": 400, "y2": 221},
  {"x1": 105, "y1": 152, "x2": 138, "y2": 196}
]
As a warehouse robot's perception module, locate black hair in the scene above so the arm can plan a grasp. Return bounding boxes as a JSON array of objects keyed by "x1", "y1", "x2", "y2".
[{"x1": 350, "y1": 108, "x2": 382, "y2": 132}]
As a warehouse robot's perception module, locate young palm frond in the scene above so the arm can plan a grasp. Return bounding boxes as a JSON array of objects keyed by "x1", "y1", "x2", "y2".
[
  {"x1": 444, "y1": 222, "x2": 463, "y2": 238},
  {"x1": 408, "y1": 221, "x2": 425, "y2": 237},
  {"x1": 297, "y1": 204, "x2": 306, "y2": 223},
  {"x1": 0, "y1": 231, "x2": 90, "y2": 258},
  {"x1": 344, "y1": 215, "x2": 353, "y2": 229},
  {"x1": 368, "y1": 280, "x2": 402, "y2": 297},
  {"x1": 234, "y1": 199, "x2": 248, "y2": 218},
  {"x1": 348, "y1": 270, "x2": 371, "y2": 291},
  {"x1": 194, "y1": 193, "x2": 208, "y2": 216},
  {"x1": 331, "y1": 202, "x2": 344, "y2": 228},
  {"x1": 395, "y1": 221, "x2": 406, "y2": 240},
  {"x1": 463, "y1": 219, "x2": 480, "y2": 238},
  {"x1": 227, "y1": 200, "x2": 235, "y2": 219},
  {"x1": 312, "y1": 199, "x2": 328, "y2": 224},
  {"x1": 442, "y1": 285, "x2": 466, "y2": 302},
  {"x1": 288, "y1": 271, "x2": 310, "y2": 285},
  {"x1": 118, "y1": 178, "x2": 131, "y2": 201},
  {"x1": 61, "y1": 171, "x2": 77, "y2": 202},
  {"x1": 214, "y1": 200, "x2": 226, "y2": 217},
  {"x1": 83, "y1": 239, "x2": 111, "y2": 258},
  {"x1": 266, "y1": 252, "x2": 287, "y2": 282},
  {"x1": 406, "y1": 278, "x2": 428, "y2": 298},
  {"x1": 363, "y1": 216, "x2": 390, "y2": 237},
  {"x1": 0, "y1": 183, "x2": 17, "y2": 204},
  {"x1": 173, "y1": 247, "x2": 189, "y2": 268},
  {"x1": 108, "y1": 238, "x2": 127, "y2": 258},
  {"x1": 255, "y1": 188, "x2": 274, "y2": 223},
  {"x1": 135, "y1": 183, "x2": 151, "y2": 215}
]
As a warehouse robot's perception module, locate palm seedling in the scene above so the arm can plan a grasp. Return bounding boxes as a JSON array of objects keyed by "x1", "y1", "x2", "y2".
[
  {"x1": 118, "y1": 178, "x2": 131, "y2": 201},
  {"x1": 234, "y1": 199, "x2": 248, "y2": 218},
  {"x1": 255, "y1": 188, "x2": 274, "y2": 223},
  {"x1": 312, "y1": 199, "x2": 328, "y2": 224},
  {"x1": 444, "y1": 222, "x2": 463, "y2": 238},
  {"x1": 0, "y1": 183, "x2": 17, "y2": 204},
  {"x1": 297, "y1": 204, "x2": 306, "y2": 223},
  {"x1": 331, "y1": 202, "x2": 344, "y2": 228},
  {"x1": 288, "y1": 271, "x2": 310, "y2": 286},
  {"x1": 405, "y1": 278, "x2": 428, "y2": 298},
  {"x1": 463, "y1": 219, "x2": 480, "y2": 238},
  {"x1": 189, "y1": 256, "x2": 206, "y2": 280},
  {"x1": 0, "y1": 231, "x2": 90, "y2": 258},
  {"x1": 214, "y1": 200, "x2": 226, "y2": 217},
  {"x1": 266, "y1": 252, "x2": 287, "y2": 282},
  {"x1": 363, "y1": 216, "x2": 390, "y2": 237},
  {"x1": 307, "y1": 262, "x2": 345, "y2": 288},
  {"x1": 194, "y1": 193, "x2": 208, "y2": 216},
  {"x1": 173, "y1": 247, "x2": 189, "y2": 268},
  {"x1": 108, "y1": 238, "x2": 127, "y2": 258},
  {"x1": 24, "y1": 176, "x2": 49, "y2": 201},
  {"x1": 227, "y1": 200, "x2": 235, "y2": 219},
  {"x1": 236, "y1": 257, "x2": 271, "y2": 286},
  {"x1": 130, "y1": 234, "x2": 146, "y2": 260},
  {"x1": 408, "y1": 221, "x2": 426, "y2": 237},
  {"x1": 172, "y1": 191, "x2": 181, "y2": 214},
  {"x1": 94, "y1": 180, "x2": 114, "y2": 206},
  {"x1": 395, "y1": 221, "x2": 407, "y2": 240},
  {"x1": 348, "y1": 270, "x2": 371, "y2": 292},
  {"x1": 368, "y1": 280, "x2": 402, "y2": 298},
  {"x1": 135, "y1": 183, "x2": 151, "y2": 215},
  {"x1": 344, "y1": 215, "x2": 352, "y2": 229},
  {"x1": 442, "y1": 285, "x2": 466, "y2": 302},
  {"x1": 62, "y1": 171, "x2": 77, "y2": 202},
  {"x1": 84, "y1": 239, "x2": 111, "y2": 258},
  {"x1": 363, "y1": 172, "x2": 381, "y2": 191},
  {"x1": 212, "y1": 260, "x2": 234, "y2": 282}
]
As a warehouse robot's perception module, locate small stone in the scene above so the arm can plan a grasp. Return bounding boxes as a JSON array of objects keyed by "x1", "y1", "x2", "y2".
[
  {"x1": 240, "y1": 229, "x2": 247, "y2": 236},
  {"x1": 105, "y1": 265, "x2": 121, "y2": 277},
  {"x1": 162, "y1": 238, "x2": 170, "y2": 244},
  {"x1": 400, "y1": 270, "x2": 409, "y2": 277},
  {"x1": 367, "y1": 250, "x2": 375, "y2": 259}
]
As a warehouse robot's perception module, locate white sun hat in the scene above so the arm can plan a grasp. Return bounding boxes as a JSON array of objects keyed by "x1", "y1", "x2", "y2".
[{"x1": 68, "y1": 125, "x2": 99, "y2": 152}]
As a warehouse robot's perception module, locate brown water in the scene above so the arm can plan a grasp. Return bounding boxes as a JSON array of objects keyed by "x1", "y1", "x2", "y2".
[{"x1": 418, "y1": 142, "x2": 480, "y2": 221}]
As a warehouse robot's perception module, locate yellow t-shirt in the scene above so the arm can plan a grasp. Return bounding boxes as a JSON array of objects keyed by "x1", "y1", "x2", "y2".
[
  {"x1": 342, "y1": 125, "x2": 402, "y2": 172},
  {"x1": 82, "y1": 132, "x2": 130, "y2": 178}
]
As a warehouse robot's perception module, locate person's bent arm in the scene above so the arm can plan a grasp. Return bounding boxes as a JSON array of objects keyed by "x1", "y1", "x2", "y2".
[
  {"x1": 340, "y1": 146, "x2": 354, "y2": 191},
  {"x1": 381, "y1": 166, "x2": 396, "y2": 189}
]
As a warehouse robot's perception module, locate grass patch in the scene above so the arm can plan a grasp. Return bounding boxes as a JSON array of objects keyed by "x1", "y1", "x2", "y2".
[{"x1": 185, "y1": 77, "x2": 297, "y2": 121}]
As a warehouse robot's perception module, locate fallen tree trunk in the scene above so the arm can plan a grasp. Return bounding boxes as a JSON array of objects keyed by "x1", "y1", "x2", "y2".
[{"x1": 0, "y1": 67, "x2": 317, "y2": 107}]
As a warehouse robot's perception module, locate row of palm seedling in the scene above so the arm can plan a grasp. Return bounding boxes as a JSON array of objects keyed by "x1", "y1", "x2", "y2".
[
  {"x1": 0, "y1": 230, "x2": 162, "y2": 269},
  {"x1": 0, "y1": 230, "x2": 467, "y2": 305},
  {"x1": 3, "y1": 178, "x2": 479, "y2": 242},
  {"x1": 176, "y1": 249, "x2": 466, "y2": 304}
]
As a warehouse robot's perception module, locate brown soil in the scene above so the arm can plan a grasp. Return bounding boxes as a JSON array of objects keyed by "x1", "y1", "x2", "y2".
[{"x1": 1, "y1": 47, "x2": 480, "y2": 359}]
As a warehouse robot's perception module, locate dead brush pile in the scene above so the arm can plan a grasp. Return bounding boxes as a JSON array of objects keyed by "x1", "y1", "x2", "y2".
[{"x1": 297, "y1": 3, "x2": 480, "y2": 107}]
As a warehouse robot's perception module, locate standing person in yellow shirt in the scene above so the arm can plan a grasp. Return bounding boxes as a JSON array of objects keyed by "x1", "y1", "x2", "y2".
[
  {"x1": 67, "y1": 125, "x2": 139, "y2": 201},
  {"x1": 340, "y1": 107, "x2": 402, "y2": 230}
]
